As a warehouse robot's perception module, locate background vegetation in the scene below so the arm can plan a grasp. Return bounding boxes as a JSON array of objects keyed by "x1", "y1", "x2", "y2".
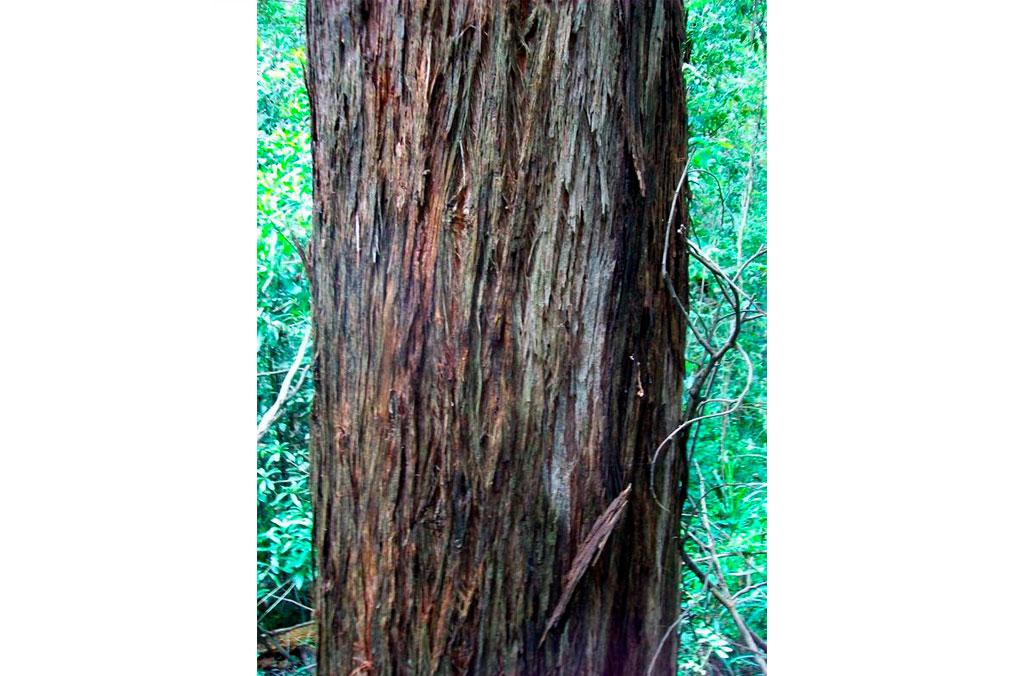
[
  {"x1": 255, "y1": 1, "x2": 766, "y2": 672},
  {"x1": 257, "y1": 0, "x2": 314, "y2": 632},
  {"x1": 678, "y1": 0, "x2": 766, "y2": 672}
]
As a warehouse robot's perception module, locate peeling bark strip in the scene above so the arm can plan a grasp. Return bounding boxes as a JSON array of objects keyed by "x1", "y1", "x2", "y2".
[
  {"x1": 306, "y1": 1, "x2": 688, "y2": 674},
  {"x1": 540, "y1": 484, "x2": 631, "y2": 646}
]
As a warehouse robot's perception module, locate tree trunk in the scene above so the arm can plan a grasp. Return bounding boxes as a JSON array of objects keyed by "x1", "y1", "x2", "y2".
[{"x1": 306, "y1": 1, "x2": 688, "y2": 673}]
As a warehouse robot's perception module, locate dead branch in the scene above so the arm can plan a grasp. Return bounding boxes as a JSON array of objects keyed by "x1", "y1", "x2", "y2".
[
  {"x1": 686, "y1": 167, "x2": 730, "y2": 234},
  {"x1": 257, "y1": 323, "x2": 312, "y2": 443},
  {"x1": 258, "y1": 582, "x2": 296, "y2": 624},
  {"x1": 681, "y1": 551, "x2": 767, "y2": 672},
  {"x1": 733, "y1": 244, "x2": 767, "y2": 284},
  {"x1": 653, "y1": 158, "x2": 752, "y2": 511},
  {"x1": 646, "y1": 609, "x2": 693, "y2": 676},
  {"x1": 684, "y1": 465, "x2": 767, "y2": 672},
  {"x1": 662, "y1": 157, "x2": 715, "y2": 354},
  {"x1": 651, "y1": 342, "x2": 753, "y2": 509}
]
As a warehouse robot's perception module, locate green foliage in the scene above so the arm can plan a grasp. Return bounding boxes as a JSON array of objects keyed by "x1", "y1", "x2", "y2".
[
  {"x1": 678, "y1": 0, "x2": 767, "y2": 673},
  {"x1": 257, "y1": 0, "x2": 314, "y2": 631}
]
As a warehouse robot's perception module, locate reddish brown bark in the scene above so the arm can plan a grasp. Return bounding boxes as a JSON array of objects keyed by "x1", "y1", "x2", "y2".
[{"x1": 306, "y1": 1, "x2": 688, "y2": 673}]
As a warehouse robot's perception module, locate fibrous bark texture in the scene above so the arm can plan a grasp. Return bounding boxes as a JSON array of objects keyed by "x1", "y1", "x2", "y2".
[{"x1": 307, "y1": 1, "x2": 688, "y2": 673}]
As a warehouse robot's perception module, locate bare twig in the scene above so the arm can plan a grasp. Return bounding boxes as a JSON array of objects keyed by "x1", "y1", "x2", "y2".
[
  {"x1": 734, "y1": 580, "x2": 767, "y2": 600},
  {"x1": 684, "y1": 465, "x2": 767, "y2": 673},
  {"x1": 688, "y1": 242, "x2": 753, "y2": 308},
  {"x1": 662, "y1": 157, "x2": 714, "y2": 354},
  {"x1": 272, "y1": 223, "x2": 311, "y2": 279},
  {"x1": 736, "y1": 91, "x2": 765, "y2": 272},
  {"x1": 691, "y1": 550, "x2": 767, "y2": 564},
  {"x1": 733, "y1": 244, "x2": 767, "y2": 284},
  {"x1": 646, "y1": 609, "x2": 693, "y2": 676},
  {"x1": 652, "y1": 160, "x2": 755, "y2": 510},
  {"x1": 257, "y1": 367, "x2": 293, "y2": 377},
  {"x1": 651, "y1": 343, "x2": 753, "y2": 509},
  {"x1": 257, "y1": 324, "x2": 312, "y2": 443},
  {"x1": 257, "y1": 583, "x2": 296, "y2": 624},
  {"x1": 682, "y1": 551, "x2": 767, "y2": 672},
  {"x1": 687, "y1": 167, "x2": 730, "y2": 233},
  {"x1": 258, "y1": 578, "x2": 292, "y2": 606},
  {"x1": 261, "y1": 591, "x2": 314, "y2": 613},
  {"x1": 692, "y1": 480, "x2": 766, "y2": 507}
]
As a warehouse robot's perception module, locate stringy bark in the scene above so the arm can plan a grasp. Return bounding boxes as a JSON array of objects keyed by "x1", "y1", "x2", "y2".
[{"x1": 306, "y1": 1, "x2": 688, "y2": 673}]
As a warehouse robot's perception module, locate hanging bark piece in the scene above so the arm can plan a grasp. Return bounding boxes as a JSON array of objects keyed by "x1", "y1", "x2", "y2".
[{"x1": 540, "y1": 483, "x2": 632, "y2": 645}]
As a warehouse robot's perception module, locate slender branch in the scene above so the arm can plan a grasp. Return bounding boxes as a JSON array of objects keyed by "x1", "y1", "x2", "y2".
[
  {"x1": 734, "y1": 581, "x2": 768, "y2": 600},
  {"x1": 258, "y1": 578, "x2": 292, "y2": 606},
  {"x1": 646, "y1": 609, "x2": 693, "y2": 676},
  {"x1": 257, "y1": 367, "x2": 293, "y2": 377},
  {"x1": 261, "y1": 590, "x2": 313, "y2": 613},
  {"x1": 687, "y1": 465, "x2": 767, "y2": 671},
  {"x1": 733, "y1": 244, "x2": 767, "y2": 284},
  {"x1": 662, "y1": 157, "x2": 714, "y2": 354},
  {"x1": 736, "y1": 89, "x2": 765, "y2": 272},
  {"x1": 691, "y1": 550, "x2": 767, "y2": 564},
  {"x1": 692, "y1": 481, "x2": 766, "y2": 506},
  {"x1": 257, "y1": 583, "x2": 296, "y2": 624},
  {"x1": 696, "y1": 466, "x2": 727, "y2": 589},
  {"x1": 651, "y1": 343, "x2": 753, "y2": 508},
  {"x1": 735, "y1": 143, "x2": 756, "y2": 272},
  {"x1": 289, "y1": 361, "x2": 312, "y2": 400},
  {"x1": 688, "y1": 241, "x2": 751, "y2": 307},
  {"x1": 682, "y1": 552, "x2": 767, "y2": 673},
  {"x1": 687, "y1": 167, "x2": 730, "y2": 233},
  {"x1": 272, "y1": 223, "x2": 311, "y2": 280},
  {"x1": 651, "y1": 160, "x2": 752, "y2": 510},
  {"x1": 257, "y1": 324, "x2": 312, "y2": 443}
]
